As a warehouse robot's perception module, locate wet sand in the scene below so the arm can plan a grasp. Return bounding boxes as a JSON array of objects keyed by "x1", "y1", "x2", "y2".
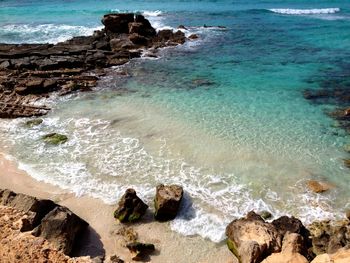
[{"x1": 0, "y1": 153, "x2": 235, "y2": 263}]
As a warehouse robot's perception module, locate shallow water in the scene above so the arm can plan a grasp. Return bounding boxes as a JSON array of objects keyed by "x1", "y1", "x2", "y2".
[{"x1": 0, "y1": 0, "x2": 350, "y2": 242}]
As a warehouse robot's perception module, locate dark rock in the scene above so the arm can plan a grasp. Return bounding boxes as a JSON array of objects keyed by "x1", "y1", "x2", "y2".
[
  {"x1": 102, "y1": 13, "x2": 135, "y2": 34},
  {"x1": 260, "y1": 211, "x2": 272, "y2": 220},
  {"x1": 42, "y1": 133, "x2": 68, "y2": 145},
  {"x1": 32, "y1": 206, "x2": 89, "y2": 255},
  {"x1": 0, "y1": 189, "x2": 57, "y2": 231},
  {"x1": 126, "y1": 242, "x2": 155, "y2": 261},
  {"x1": 154, "y1": 184, "x2": 183, "y2": 221},
  {"x1": 113, "y1": 189, "x2": 148, "y2": 223},
  {"x1": 178, "y1": 25, "x2": 187, "y2": 30},
  {"x1": 110, "y1": 37, "x2": 135, "y2": 52},
  {"x1": 188, "y1": 34, "x2": 199, "y2": 40},
  {"x1": 308, "y1": 220, "x2": 350, "y2": 255},
  {"x1": 130, "y1": 15, "x2": 156, "y2": 37},
  {"x1": 128, "y1": 33, "x2": 148, "y2": 45},
  {"x1": 344, "y1": 159, "x2": 350, "y2": 168},
  {"x1": 226, "y1": 211, "x2": 282, "y2": 263},
  {"x1": 110, "y1": 255, "x2": 124, "y2": 263}
]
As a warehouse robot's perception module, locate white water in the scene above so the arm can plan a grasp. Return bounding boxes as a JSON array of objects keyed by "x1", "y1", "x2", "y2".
[{"x1": 269, "y1": 8, "x2": 340, "y2": 15}]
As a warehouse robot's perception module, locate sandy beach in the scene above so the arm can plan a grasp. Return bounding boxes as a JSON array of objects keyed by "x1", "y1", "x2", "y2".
[{"x1": 0, "y1": 152, "x2": 235, "y2": 263}]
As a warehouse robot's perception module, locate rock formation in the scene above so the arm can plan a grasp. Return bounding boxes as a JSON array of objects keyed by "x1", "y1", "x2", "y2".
[{"x1": 154, "y1": 184, "x2": 183, "y2": 221}]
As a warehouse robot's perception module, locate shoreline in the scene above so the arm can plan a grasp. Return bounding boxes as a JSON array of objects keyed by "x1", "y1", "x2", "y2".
[{"x1": 0, "y1": 152, "x2": 235, "y2": 263}]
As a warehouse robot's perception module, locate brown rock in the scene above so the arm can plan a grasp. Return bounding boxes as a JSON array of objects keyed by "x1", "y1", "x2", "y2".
[
  {"x1": 113, "y1": 189, "x2": 148, "y2": 223},
  {"x1": 101, "y1": 13, "x2": 135, "y2": 33},
  {"x1": 310, "y1": 248, "x2": 350, "y2": 263},
  {"x1": 32, "y1": 206, "x2": 89, "y2": 255},
  {"x1": 189, "y1": 34, "x2": 199, "y2": 40},
  {"x1": 344, "y1": 159, "x2": 350, "y2": 169},
  {"x1": 307, "y1": 180, "x2": 333, "y2": 193},
  {"x1": 154, "y1": 184, "x2": 183, "y2": 221},
  {"x1": 226, "y1": 211, "x2": 282, "y2": 263}
]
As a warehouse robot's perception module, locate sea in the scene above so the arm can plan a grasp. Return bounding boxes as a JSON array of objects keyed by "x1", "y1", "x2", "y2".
[{"x1": 0, "y1": 0, "x2": 349, "y2": 242}]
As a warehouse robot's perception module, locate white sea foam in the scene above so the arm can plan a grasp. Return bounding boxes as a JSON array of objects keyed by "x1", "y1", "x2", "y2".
[
  {"x1": 0, "y1": 23, "x2": 102, "y2": 44},
  {"x1": 269, "y1": 8, "x2": 340, "y2": 15}
]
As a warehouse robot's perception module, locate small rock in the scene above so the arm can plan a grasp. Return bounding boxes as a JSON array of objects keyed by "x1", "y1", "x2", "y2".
[
  {"x1": 42, "y1": 133, "x2": 68, "y2": 145},
  {"x1": 178, "y1": 25, "x2": 187, "y2": 30},
  {"x1": 126, "y1": 242, "x2": 155, "y2": 261},
  {"x1": 109, "y1": 255, "x2": 124, "y2": 263},
  {"x1": 154, "y1": 184, "x2": 183, "y2": 221},
  {"x1": 25, "y1": 118, "x2": 43, "y2": 127},
  {"x1": 188, "y1": 34, "x2": 199, "y2": 40},
  {"x1": 113, "y1": 189, "x2": 148, "y2": 223},
  {"x1": 260, "y1": 211, "x2": 272, "y2": 220},
  {"x1": 307, "y1": 180, "x2": 333, "y2": 193}
]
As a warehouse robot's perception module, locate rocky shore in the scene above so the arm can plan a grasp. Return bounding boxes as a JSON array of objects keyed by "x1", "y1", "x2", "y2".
[{"x1": 0, "y1": 13, "x2": 191, "y2": 118}]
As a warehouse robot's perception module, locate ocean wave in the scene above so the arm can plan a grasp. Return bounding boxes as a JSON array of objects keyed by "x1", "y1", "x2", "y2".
[
  {"x1": 0, "y1": 23, "x2": 102, "y2": 44},
  {"x1": 269, "y1": 8, "x2": 340, "y2": 15}
]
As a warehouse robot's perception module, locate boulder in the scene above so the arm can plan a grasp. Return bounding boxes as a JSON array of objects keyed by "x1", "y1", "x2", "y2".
[
  {"x1": 113, "y1": 189, "x2": 148, "y2": 223},
  {"x1": 0, "y1": 189, "x2": 57, "y2": 231},
  {"x1": 261, "y1": 233, "x2": 308, "y2": 263},
  {"x1": 311, "y1": 248, "x2": 350, "y2": 263},
  {"x1": 42, "y1": 133, "x2": 68, "y2": 145},
  {"x1": 226, "y1": 211, "x2": 282, "y2": 263},
  {"x1": 307, "y1": 180, "x2": 333, "y2": 193},
  {"x1": 154, "y1": 184, "x2": 183, "y2": 221},
  {"x1": 308, "y1": 220, "x2": 350, "y2": 255},
  {"x1": 101, "y1": 13, "x2": 135, "y2": 34},
  {"x1": 32, "y1": 206, "x2": 89, "y2": 255}
]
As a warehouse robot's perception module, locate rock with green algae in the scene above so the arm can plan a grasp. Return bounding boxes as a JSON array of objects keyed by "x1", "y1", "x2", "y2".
[
  {"x1": 113, "y1": 189, "x2": 148, "y2": 223},
  {"x1": 25, "y1": 118, "x2": 43, "y2": 127},
  {"x1": 42, "y1": 133, "x2": 68, "y2": 145}
]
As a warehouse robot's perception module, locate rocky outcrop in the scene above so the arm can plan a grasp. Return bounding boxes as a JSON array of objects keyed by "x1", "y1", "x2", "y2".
[
  {"x1": 32, "y1": 206, "x2": 89, "y2": 255},
  {"x1": 310, "y1": 248, "x2": 350, "y2": 263},
  {"x1": 308, "y1": 219, "x2": 350, "y2": 256},
  {"x1": 0, "y1": 189, "x2": 89, "y2": 256},
  {"x1": 226, "y1": 211, "x2": 282, "y2": 263},
  {"x1": 0, "y1": 189, "x2": 57, "y2": 231},
  {"x1": 113, "y1": 189, "x2": 148, "y2": 223},
  {"x1": 154, "y1": 184, "x2": 183, "y2": 221},
  {"x1": 0, "y1": 13, "x2": 193, "y2": 119},
  {"x1": 0, "y1": 205, "x2": 92, "y2": 263},
  {"x1": 261, "y1": 233, "x2": 309, "y2": 263}
]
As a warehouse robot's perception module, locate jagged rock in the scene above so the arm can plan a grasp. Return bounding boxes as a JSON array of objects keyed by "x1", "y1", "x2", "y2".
[
  {"x1": 310, "y1": 248, "x2": 350, "y2": 263},
  {"x1": 126, "y1": 242, "x2": 155, "y2": 261},
  {"x1": 42, "y1": 133, "x2": 68, "y2": 145},
  {"x1": 32, "y1": 206, "x2": 89, "y2": 255},
  {"x1": 154, "y1": 184, "x2": 183, "y2": 221},
  {"x1": 307, "y1": 180, "x2": 333, "y2": 193},
  {"x1": 0, "y1": 189, "x2": 57, "y2": 231},
  {"x1": 261, "y1": 233, "x2": 309, "y2": 263},
  {"x1": 25, "y1": 118, "x2": 43, "y2": 127},
  {"x1": 308, "y1": 220, "x2": 350, "y2": 255},
  {"x1": 102, "y1": 13, "x2": 135, "y2": 33},
  {"x1": 226, "y1": 211, "x2": 282, "y2": 263},
  {"x1": 113, "y1": 189, "x2": 148, "y2": 223}
]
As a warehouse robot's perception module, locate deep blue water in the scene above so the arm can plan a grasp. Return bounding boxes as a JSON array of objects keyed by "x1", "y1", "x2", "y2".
[{"x1": 1, "y1": 0, "x2": 350, "y2": 242}]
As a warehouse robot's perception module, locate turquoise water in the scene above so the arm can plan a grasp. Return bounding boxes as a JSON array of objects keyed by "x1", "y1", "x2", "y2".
[{"x1": 1, "y1": 0, "x2": 350, "y2": 242}]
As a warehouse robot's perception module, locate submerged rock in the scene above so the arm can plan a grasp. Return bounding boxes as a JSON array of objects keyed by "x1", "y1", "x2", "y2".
[
  {"x1": 32, "y1": 206, "x2": 89, "y2": 255},
  {"x1": 307, "y1": 180, "x2": 333, "y2": 193},
  {"x1": 42, "y1": 133, "x2": 68, "y2": 145},
  {"x1": 113, "y1": 189, "x2": 148, "y2": 223},
  {"x1": 126, "y1": 242, "x2": 155, "y2": 261},
  {"x1": 226, "y1": 211, "x2": 282, "y2": 263},
  {"x1": 154, "y1": 184, "x2": 183, "y2": 221},
  {"x1": 25, "y1": 118, "x2": 43, "y2": 127},
  {"x1": 344, "y1": 159, "x2": 350, "y2": 169}
]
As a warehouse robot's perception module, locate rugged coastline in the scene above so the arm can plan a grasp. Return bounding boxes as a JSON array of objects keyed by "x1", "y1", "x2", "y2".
[{"x1": 1, "y1": 11, "x2": 350, "y2": 263}]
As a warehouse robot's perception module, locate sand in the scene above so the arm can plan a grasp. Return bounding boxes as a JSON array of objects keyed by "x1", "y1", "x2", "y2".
[{"x1": 0, "y1": 153, "x2": 236, "y2": 263}]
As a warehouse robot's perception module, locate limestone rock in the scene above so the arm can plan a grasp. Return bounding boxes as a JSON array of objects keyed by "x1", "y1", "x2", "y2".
[
  {"x1": 113, "y1": 189, "x2": 148, "y2": 223},
  {"x1": 311, "y1": 248, "x2": 350, "y2": 263},
  {"x1": 154, "y1": 184, "x2": 183, "y2": 221},
  {"x1": 32, "y1": 206, "x2": 89, "y2": 255},
  {"x1": 0, "y1": 189, "x2": 57, "y2": 231},
  {"x1": 225, "y1": 211, "x2": 282, "y2": 263}
]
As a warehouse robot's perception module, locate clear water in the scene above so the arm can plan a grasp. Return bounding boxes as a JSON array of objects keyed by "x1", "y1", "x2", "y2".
[{"x1": 1, "y1": 0, "x2": 350, "y2": 242}]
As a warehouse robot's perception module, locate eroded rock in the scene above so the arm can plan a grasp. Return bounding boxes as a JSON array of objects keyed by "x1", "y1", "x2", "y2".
[{"x1": 154, "y1": 184, "x2": 183, "y2": 221}]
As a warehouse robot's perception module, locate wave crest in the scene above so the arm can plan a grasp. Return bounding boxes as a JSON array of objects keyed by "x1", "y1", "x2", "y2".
[{"x1": 269, "y1": 8, "x2": 340, "y2": 15}]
